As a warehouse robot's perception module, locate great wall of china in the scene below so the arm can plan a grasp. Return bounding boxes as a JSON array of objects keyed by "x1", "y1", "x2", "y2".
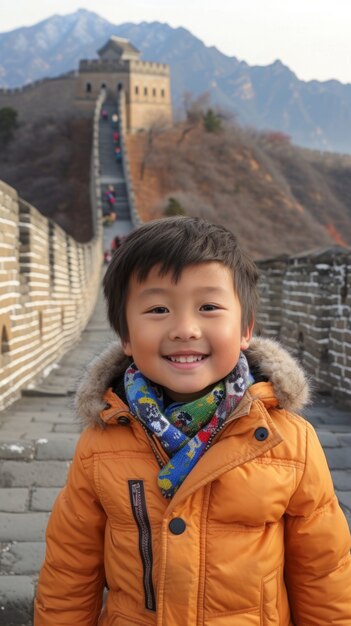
[
  {"x1": 1, "y1": 75, "x2": 351, "y2": 409},
  {"x1": 0, "y1": 91, "x2": 105, "y2": 410},
  {"x1": 1, "y1": 46, "x2": 351, "y2": 626},
  {"x1": 256, "y1": 248, "x2": 351, "y2": 403}
]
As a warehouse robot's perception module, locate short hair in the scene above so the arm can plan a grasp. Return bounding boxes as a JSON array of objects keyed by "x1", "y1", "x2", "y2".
[{"x1": 103, "y1": 217, "x2": 258, "y2": 340}]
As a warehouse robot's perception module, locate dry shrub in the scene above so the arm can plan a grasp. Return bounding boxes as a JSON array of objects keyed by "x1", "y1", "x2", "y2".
[
  {"x1": 0, "y1": 116, "x2": 92, "y2": 242},
  {"x1": 128, "y1": 119, "x2": 351, "y2": 259}
]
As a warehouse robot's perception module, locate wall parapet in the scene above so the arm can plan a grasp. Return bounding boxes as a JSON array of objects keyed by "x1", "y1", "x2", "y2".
[
  {"x1": 0, "y1": 72, "x2": 76, "y2": 95},
  {"x1": 0, "y1": 94, "x2": 104, "y2": 411},
  {"x1": 256, "y1": 246, "x2": 351, "y2": 404},
  {"x1": 80, "y1": 59, "x2": 129, "y2": 74},
  {"x1": 118, "y1": 89, "x2": 143, "y2": 228}
]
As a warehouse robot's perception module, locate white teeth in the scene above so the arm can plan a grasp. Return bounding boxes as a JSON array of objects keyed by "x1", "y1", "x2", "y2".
[{"x1": 168, "y1": 355, "x2": 204, "y2": 363}]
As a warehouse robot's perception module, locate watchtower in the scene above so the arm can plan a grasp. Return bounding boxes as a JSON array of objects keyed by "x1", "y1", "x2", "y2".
[{"x1": 76, "y1": 36, "x2": 172, "y2": 132}]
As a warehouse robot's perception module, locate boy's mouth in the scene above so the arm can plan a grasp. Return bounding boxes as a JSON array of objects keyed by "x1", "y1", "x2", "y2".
[{"x1": 164, "y1": 354, "x2": 208, "y2": 364}]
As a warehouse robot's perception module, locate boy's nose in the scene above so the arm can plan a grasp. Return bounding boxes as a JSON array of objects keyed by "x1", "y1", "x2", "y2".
[{"x1": 168, "y1": 319, "x2": 202, "y2": 341}]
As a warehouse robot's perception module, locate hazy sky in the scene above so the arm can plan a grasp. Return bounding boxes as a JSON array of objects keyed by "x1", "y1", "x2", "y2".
[{"x1": 2, "y1": 0, "x2": 351, "y2": 84}]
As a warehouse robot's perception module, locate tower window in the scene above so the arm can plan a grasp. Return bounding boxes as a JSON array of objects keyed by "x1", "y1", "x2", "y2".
[
  {"x1": 161, "y1": 88, "x2": 165, "y2": 98},
  {"x1": 86, "y1": 82, "x2": 92, "y2": 93},
  {"x1": 144, "y1": 87, "x2": 148, "y2": 96},
  {"x1": 135, "y1": 86, "x2": 139, "y2": 95},
  {"x1": 152, "y1": 88, "x2": 156, "y2": 97}
]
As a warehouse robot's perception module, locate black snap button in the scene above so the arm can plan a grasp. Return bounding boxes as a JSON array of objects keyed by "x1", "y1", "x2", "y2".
[
  {"x1": 169, "y1": 517, "x2": 186, "y2": 535},
  {"x1": 118, "y1": 416, "x2": 130, "y2": 425},
  {"x1": 254, "y1": 427, "x2": 269, "y2": 441}
]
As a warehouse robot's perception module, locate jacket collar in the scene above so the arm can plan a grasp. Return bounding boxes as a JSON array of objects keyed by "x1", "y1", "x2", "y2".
[
  {"x1": 165, "y1": 391, "x2": 283, "y2": 512},
  {"x1": 75, "y1": 336, "x2": 310, "y2": 427}
]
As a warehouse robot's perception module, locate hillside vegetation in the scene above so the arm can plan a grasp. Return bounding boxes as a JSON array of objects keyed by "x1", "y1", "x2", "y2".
[
  {"x1": 126, "y1": 120, "x2": 351, "y2": 259},
  {"x1": 1, "y1": 109, "x2": 351, "y2": 258},
  {"x1": 0, "y1": 115, "x2": 92, "y2": 242}
]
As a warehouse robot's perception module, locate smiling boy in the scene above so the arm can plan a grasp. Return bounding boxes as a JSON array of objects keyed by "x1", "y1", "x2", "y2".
[{"x1": 35, "y1": 217, "x2": 351, "y2": 625}]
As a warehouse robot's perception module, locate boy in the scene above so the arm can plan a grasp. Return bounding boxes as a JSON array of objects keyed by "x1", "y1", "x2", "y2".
[{"x1": 35, "y1": 217, "x2": 351, "y2": 625}]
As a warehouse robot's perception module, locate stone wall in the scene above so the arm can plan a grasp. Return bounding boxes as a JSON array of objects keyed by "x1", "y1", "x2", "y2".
[
  {"x1": 76, "y1": 58, "x2": 172, "y2": 130},
  {"x1": 256, "y1": 247, "x2": 351, "y2": 403},
  {"x1": 0, "y1": 93, "x2": 104, "y2": 410},
  {"x1": 118, "y1": 89, "x2": 142, "y2": 228},
  {"x1": 0, "y1": 74, "x2": 77, "y2": 122}
]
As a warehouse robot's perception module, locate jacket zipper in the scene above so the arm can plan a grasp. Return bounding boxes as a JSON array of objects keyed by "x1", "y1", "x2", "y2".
[{"x1": 128, "y1": 480, "x2": 156, "y2": 611}]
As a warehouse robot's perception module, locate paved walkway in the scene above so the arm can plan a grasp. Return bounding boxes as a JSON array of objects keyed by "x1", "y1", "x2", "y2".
[{"x1": 99, "y1": 98, "x2": 134, "y2": 252}]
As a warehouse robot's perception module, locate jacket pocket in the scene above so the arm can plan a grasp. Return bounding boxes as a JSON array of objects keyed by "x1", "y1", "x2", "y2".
[
  {"x1": 261, "y1": 568, "x2": 279, "y2": 625},
  {"x1": 128, "y1": 480, "x2": 156, "y2": 612}
]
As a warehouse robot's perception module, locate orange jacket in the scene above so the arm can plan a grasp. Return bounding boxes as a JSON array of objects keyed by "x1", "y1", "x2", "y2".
[{"x1": 34, "y1": 338, "x2": 351, "y2": 626}]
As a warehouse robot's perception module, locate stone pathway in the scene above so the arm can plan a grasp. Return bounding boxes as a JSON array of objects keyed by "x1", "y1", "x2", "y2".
[
  {"x1": 0, "y1": 286, "x2": 350, "y2": 625},
  {"x1": 99, "y1": 99, "x2": 134, "y2": 253},
  {"x1": 0, "y1": 285, "x2": 113, "y2": 626}
]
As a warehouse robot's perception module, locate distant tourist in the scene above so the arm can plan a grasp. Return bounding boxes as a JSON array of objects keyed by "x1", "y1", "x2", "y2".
[
  {"x1": 34, "y1": 217, "x2": 351, "y2": 625},
  {"x1": 101, "y1": 109, "x2": 108, "y2": 121},
  {"x1": 111, "y1": 235, "x2": 121, "y2": 251},
  {"x1": 104, "y1": 187, "x2": 116, "y2": 209}
]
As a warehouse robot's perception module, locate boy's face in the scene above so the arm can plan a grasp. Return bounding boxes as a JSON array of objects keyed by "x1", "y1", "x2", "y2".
[{"x1": 123, "y1": 262, "x2": 252, "y2": 403}]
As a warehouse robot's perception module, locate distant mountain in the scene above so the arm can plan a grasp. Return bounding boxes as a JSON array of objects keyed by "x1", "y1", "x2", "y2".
[{"x1": 1, "y1": 9, "x2": 351, "y2": 153}]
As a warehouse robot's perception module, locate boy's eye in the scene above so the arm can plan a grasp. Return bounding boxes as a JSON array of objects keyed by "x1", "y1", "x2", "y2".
[
  {"x1": 200, "y1": 304, "x2": 220, "y2": 311},
  {"x1": 147, "y1": 306, "x2": 169, "y2": 314}
]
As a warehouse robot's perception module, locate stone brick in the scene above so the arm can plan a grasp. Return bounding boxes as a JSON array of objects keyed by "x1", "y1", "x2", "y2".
[
  {"x1": 0, "y1": 541, "x2": 45, "y2": 575},
  {"x1": 0, "y1": 460, "x2": 70, "y2": 488},
  {"x1": 315, "y1": 431, "x2": 340, "y2": 448},
  {"x1": 35, "y1": 437, "x2": 77, "y2": 460},
  {"x1": 54, "y1": 423, "x2": 81, "y2": 433},
  {"x1": 0, "y1": 489, "x2": 29, "y2": 513},
  {"x1": 0, "y1": 441, "x2": 35, "y2": 461},
  {"x1": 331, "y1": 470, "x2": 351, "y2": 491},
  {"x1": 31, "y1": 487, "x2": 61, "y2": 511},
  {"x1": 338, "y1": 491, "x2": 351, "y2": 512},
  {"x1": 324, "y1": 447, "x2": 351, "y2": 470},
  {"x1": 0, "y1": 512, "x2": 49, "y2": 541},
  {"x1": 0, "y1": 576, "x2": 35, "y2": 626}
]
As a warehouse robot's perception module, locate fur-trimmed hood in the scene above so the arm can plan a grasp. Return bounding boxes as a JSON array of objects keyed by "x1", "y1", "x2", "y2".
[{"x1": 75, "y1": 336, "x2": 310, "y2": 427}]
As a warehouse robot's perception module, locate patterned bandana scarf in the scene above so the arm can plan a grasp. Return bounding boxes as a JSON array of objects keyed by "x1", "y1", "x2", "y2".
[{"x1": 124, "y1": 352, "x2": 254, "y2": 498}]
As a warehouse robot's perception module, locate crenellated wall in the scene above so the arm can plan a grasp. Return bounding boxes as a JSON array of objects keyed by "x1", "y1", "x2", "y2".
[
  {"x1": 256, "y1": 247, "x2": 351, "y2": 403},
  {"x1": 0, "y1": 74, "x2": 77, "y2": 122},
  {"x1": 118, "y1": 89, "x2": 142, "y2": 228},
  {"x1": 0, "y1": 92, "x2": 105, "y2": 410}
]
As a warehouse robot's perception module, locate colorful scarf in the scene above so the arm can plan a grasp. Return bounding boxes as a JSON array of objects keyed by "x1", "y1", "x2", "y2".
[{"x1": 124, "y1": 352, "x2": 254, "y2": 498}]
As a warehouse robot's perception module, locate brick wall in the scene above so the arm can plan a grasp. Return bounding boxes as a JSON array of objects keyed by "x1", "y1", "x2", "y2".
[
  {"x1": 0, "y1": 75, "x2": 76, "y2": 122},
  {"x1": 256, "y1": 247, "x2": 351, "y2": 403},
  {"x1": 0, "y1": 93, "x2": 104, "y2": 410}
]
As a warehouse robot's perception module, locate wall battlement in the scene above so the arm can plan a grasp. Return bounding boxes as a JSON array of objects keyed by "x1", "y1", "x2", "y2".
[
  {"x1": 0, "y1": 72, "x2": 76, "y2": 95},
  {"x1": 257, "y1": 247, "x2": 351, "y2": 403},
  {"x1": 79, "y1": 59, "x2": 129, "y2": 74}
]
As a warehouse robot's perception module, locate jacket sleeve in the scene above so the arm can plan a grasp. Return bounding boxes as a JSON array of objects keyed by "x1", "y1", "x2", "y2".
[
  {"x1": 284, "y1": 420, "x2": 351, "y2": 625},
  {"x1": 34, "y1": 430, "x2": 107, "y2": 626}
]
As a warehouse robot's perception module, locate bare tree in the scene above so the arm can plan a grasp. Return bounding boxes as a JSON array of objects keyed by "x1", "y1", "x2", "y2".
[
  {"x1": 140, "y1": 116, "x2": 168, "y2": 180},
  {"x1": 177, "y1": 92, "x2": 211, "y2": 145}
]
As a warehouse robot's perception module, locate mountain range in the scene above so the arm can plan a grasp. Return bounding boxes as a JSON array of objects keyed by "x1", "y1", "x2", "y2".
[{"x1": 1, "y1": 9, "x2": 351, "y2": 153}]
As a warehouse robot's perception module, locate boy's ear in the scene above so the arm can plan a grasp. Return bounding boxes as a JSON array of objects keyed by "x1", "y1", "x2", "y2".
[
  {"x1": 122, "y1": 339, "x2": 133, "y2": 357},
  {"x1": 240, "y1": 320, "x2": 254, "y2": 351}
]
